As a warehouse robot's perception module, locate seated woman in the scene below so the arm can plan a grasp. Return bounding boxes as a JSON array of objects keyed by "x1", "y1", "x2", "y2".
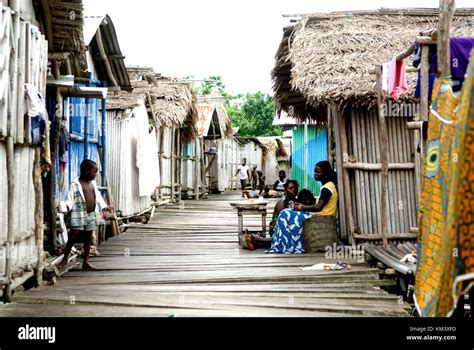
[
  {"x1": 249, "y1": 180, "x2": 299, "y2": 249},
  {"x1": 270, "y1": 180, "x2": 299, "y2": 232},
  {"x1": 265, "y1": 161, "x2": 338, "y2": 254}
]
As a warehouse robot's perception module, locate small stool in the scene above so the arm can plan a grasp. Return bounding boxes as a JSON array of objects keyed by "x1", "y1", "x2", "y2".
[{"x1": 233, "y1": 204, "x2": 267, "y2": 238}]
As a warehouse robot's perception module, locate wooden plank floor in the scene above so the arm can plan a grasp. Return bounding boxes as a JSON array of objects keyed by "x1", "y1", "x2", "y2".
[{"x1": 1, "y1": 192, "x2": 410, "y2": 317}]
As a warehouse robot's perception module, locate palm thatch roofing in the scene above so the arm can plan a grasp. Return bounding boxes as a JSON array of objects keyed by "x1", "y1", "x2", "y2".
[
  {"x1": 197, "y1": 95, "x2": 233, "y2": 138},
  {"x1": 258, "y1": 137, "x2": 289, "y2": 161},
  {"x1": 106, "y1": 67, "x2": 198, "y2": 143},
  {"x1": 273, "y1": 8, "x2": 474, "y2": 122},
  {"x1": 33, "y1": 0, "x2": 88, "y2": 77}
]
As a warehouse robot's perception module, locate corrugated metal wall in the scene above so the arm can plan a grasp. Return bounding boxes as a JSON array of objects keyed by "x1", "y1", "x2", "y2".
[
  {"x1": 106, "y1": 107, "x2": 152, "y2": 217},
  {"x1": 0, "y1": 7, "x2": 47, "y2": 281},
  {"x1": 292, "y1": 126, "x2": 328, "y2": 195},
  {"x1": 181, "y1": 138, "x2": 204, "y2": 197},
  {"x1": 217, "y1": 138, "x2": 239, "y2": 192},
  {"x1": 0, "y1": 145, "x2": 37, "y2": 276},
  {"x1": 346, "y1": 108, "x2": 417, "y2": 235}
]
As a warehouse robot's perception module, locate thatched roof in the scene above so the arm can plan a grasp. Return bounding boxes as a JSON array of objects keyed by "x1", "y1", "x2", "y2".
[
  {"x1": 258, "y1": 137, "x2": 289, "y2": 161},
  {"x1": 273, "y1": 8, "x2": 474, "y2": 121},
  {"x1": 197, "y1": 95, "x2": 233, "y2": 138},
  {"x1": 107, "y1": 67, "x2": 198, "y2": 142},
  {"x1": 34, "y1": 0, "x2": 88, "y2": 77}
]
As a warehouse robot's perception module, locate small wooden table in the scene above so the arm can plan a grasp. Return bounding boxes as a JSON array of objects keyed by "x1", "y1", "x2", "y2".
[{"x1": 230, "y1": 201, "x2": 268, "y2": 238}]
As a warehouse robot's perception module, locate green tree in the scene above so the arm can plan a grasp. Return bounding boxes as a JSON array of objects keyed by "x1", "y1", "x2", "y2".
[
  {"x1": 231, "y1": 92, "x2": 282, "y2": 137},
  {"x1": 197, "y1": 76, "x2": 228, "y2": 98},
  {"x1": 197, "y1": 76, "x2": 282, "y2": 137}
]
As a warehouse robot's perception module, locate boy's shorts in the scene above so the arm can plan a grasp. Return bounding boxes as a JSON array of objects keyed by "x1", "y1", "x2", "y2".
[{"x1": 71, "y1": 212, "x2": 97, "y2": 232}]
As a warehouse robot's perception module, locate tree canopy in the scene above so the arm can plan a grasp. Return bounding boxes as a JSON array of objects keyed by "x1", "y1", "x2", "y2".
[{"x1": 197, "y1": 76, "x2": 283, "y2": 138}]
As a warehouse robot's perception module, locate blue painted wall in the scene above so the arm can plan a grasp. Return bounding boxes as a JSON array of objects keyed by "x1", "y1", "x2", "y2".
[{"x1": 292, "y1": 126, "x2": 327, "y2": 196}]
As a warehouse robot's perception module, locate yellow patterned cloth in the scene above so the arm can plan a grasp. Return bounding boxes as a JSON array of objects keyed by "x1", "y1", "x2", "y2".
[
  {"x1": 415, "y1": 77, "x2": 458, "y2": 317},
  {"x1": 416, "y1": 51, "x2": 474, "y2": 317},
  {"x1": 444, "y1": 51, "x2": 474, "y2": 316}
]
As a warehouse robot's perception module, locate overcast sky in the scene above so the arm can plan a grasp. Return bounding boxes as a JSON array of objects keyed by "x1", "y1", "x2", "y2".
[{"x1": 83, "y1": 0, "x2": 472, "y2": 95}]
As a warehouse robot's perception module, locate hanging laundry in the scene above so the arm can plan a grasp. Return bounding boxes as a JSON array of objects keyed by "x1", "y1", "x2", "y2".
[
  {"x1": 415, "y1": 77, "x2": 458, "y2": 317},
  {"x1": 414, "y1": 38, "x2": 474, "y2": 95},
  {"x1": 444, "y1": 51, "x2": 474, "y2": 317},
  {"x1": 25, "y1": 84, "x2": 47, "y2": 146},
  {"x1": 59, "y1": 122, "x2": 71, "y2": 163},
  {"x1": 388, "y1": 58, "x2": 408, "y2": 101},
  {"x1": 413, "y1": 43, "x2": 437, "y2": 99}
]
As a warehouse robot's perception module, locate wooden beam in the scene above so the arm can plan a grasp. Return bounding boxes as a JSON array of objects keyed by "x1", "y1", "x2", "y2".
[
  {"x1": 338, "y1": 110, "x2": 356, "y2": 243},
  {"x1": 34, "y1": 148, "x2": 44, "y2": 286},
  {"x1": 4, "y1": 136, "x2": 15, "y2": 302},
  {"x1": 437, "y1": 0, "x2": 455, "y2": 77},
  {"x1": 95, "y1": 27, "x2": 118, "y2": 87},
  {"x1": 415, "y1": 36, "x2": 437, "y2": 45},
  {"x1": 354, "y1": 233, "x2": 418, "y2": 240},
  {"x1": 343, "y1": 162, "x2": 415, "y2": 170},
  {"x1": 375, "y1": 65, "x2": 389, "y2": 248},
  {"x1": 48, "y1": 52, "x2": 71, "y2": 60},
  {"x1": 396, "y1": 43, "x2": 416, "y2": 62},
  {"x1": 368, "y1": 67, "x2": 419, "y2": 74},
  {"x1": 327, "y1": 105, "x2": 333, "y2": 165},
  {"x1": 332, "y1": 106, "x2": 349, "y2": 244},
  {"x1": 49, "y1": 89, "x2": 62, "y2": 251},
  {"x1": 39, "y1": 0, "x2": 54, "y2": 52},
  {"x1": 406, "y1": 121, "x2": 424, "y2": 130}
]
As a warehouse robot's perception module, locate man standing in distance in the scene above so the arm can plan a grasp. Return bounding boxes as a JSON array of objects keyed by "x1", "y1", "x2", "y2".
[{"x1": 235, "y1": 158, "x2": 250, "y2": 197}]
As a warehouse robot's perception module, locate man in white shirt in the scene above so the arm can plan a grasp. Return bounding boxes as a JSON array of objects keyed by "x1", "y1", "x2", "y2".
[{"x1": 235, "y1": 158, "x2": 250, "y2": 197}]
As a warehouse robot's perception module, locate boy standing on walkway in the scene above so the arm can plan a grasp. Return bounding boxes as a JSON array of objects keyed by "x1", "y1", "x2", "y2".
[{"x1": 57, "y1": 159, "x2": 107, "y2": 270}]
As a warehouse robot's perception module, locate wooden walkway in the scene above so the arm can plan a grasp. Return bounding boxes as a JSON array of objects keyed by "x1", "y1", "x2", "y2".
[{"x1": 1, "y1": 193, "x2": 410, "y2": 317}]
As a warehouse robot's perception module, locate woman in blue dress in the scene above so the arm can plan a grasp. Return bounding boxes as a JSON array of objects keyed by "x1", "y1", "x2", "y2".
[{"x1": 266, "y1": 161, "x2": 338, "y2": 254}]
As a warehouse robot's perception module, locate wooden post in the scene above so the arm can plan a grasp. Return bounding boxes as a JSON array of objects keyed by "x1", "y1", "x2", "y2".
[
  {"x1": 176, "y1": 129, "x2": 181, "y2": 202},
  {"x1": 170, "y1": 128, "x2": 175, "y2": 201},
  {"x1": 4, "y1": 136, "x2": 15, "y2": 302},
  {"x1": 158, "y1": 126, "x2": 164, "y2": 200},
  {"x1": 49, "y1": 88, "x2": 62, "y2": 251},
  {"x1": 375, "y1": 65, "x2": 389, "y2": 247},
  {"x1": 337, "y1": 109, "x2": 356, "y2": 244},
  {"x1": 33, "y1": 148, "x2": 44, "y2": 286},
  {"x1": 195, "y1": 138, "x2": 200, "y2": 200},
  {"x1": 331, "y1": 107, "x2": 348, "y2": 243},
  {"x1": 437, "y1": 0, "x2": 455, "y2": 78},
  {"x1": 95, "y1": 27, "x2": 118, "y2": 87},
  {"x1": 24, "y1": 23, "x2": 32, "y2": 144},
  {"x1": 420, "y1": 45, "x2": 430, "y2": 123},
  {"x1": 303, "y1": 123, "x2": 308, "y2": 188},
  {"x1": 327, "y1": 105, "x2": 333, "y2": 165},
  {"x1": 17, "y1": 22, "x2": 26, "y2": 143},
  {"x1": 10, "y1": 0, "x2": 20, "y2": 143},
  {"x1": 200, "y1": 137, "x2": 205, "y2": 196}
]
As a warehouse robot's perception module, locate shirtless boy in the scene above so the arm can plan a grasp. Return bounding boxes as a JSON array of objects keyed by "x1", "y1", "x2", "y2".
[{"x1": 57, "y1": 159, "x2": 107, "y2": 270}]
